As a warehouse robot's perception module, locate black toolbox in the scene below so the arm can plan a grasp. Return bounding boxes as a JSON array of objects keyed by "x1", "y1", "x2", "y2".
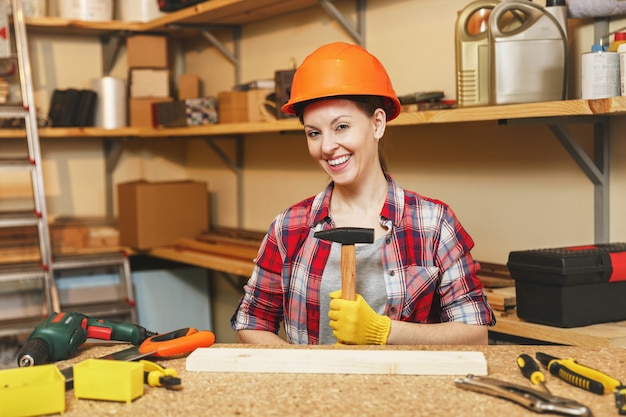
[{"x1": 507, "y1": 243, "x2": 626, "y2": 327}]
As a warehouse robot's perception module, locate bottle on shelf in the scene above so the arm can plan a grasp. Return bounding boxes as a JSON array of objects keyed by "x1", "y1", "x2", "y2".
[
  {"x1": 545, "y1": 0, "x2": 568, "y2": 40},
  {"x1": 608, "y1": 32, "x2": 626, "y2": 52}
]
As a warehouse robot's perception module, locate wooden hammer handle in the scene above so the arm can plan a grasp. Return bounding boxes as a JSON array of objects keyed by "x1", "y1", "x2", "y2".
[{"x1": 341, "y1": 244, "x2": 357, "y2": 301}]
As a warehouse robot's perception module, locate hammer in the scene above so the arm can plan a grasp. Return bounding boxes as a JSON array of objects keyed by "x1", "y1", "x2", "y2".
[{"x1": 314, "y1": 227, "x2": 375, "y2": 300}]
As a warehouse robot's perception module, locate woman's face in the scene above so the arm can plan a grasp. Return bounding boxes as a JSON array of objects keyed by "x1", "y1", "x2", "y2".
[{"x1": 302, "y1": 98, "x2": 384, "y2": 187}]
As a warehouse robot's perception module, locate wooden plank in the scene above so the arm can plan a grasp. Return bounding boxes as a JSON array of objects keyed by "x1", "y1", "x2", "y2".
[
  {"x1": 484, "y1": 287, "x2": 516, "y2": 311},
  {"x1": 149, "y1": 247, "x2": 254, "y2": 277},
  {"x1": 392, "y1": 96, "x2": 626, "y2": 126},
  {"x1": 477, "y1": 261, "x2": 514, "y2": 288},
  {"x1": 491, "y1": 310, "x2": 626, "y2": 348},
  {"x1": 1, "y1": 97, "x2": 626, "y2": 141},
  {"x1": 141, "y1": 0, "x2": 320, "y2": 29},
  {"x1": 186, "y1": 347, "x2": 487, "y2": 376},
  {"x1": 173, "y1": 238, "x2": 259, "y2": 261}
]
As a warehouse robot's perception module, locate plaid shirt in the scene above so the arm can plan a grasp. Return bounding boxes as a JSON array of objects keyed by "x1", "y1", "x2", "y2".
[{"x1": 231, "y1": 175, "x2": 495, "y2": 344}]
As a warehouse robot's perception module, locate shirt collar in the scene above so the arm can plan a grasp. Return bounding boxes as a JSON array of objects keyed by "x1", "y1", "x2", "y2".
[{"x1": 309, "y1": 173, "x2": 405, "y2": 229}]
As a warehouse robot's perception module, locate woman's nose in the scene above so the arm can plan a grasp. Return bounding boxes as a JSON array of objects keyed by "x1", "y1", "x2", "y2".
[{"x1": 321, "y1": 134, "x2": 339, "y2": 154}]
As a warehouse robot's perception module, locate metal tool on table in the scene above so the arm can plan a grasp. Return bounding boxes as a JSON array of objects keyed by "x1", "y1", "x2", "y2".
[
  {"x1": 314, "y1": 227, "x2": 375, "y2": 300},
  {"x1": 536, "y1": 352, "x2": 626, "y2": 415},
  {"x1": 517, "y1": 353, "x2": 551, "y2": 394},
  {"x1": 61, "y1": 327, "x2": 216, "y2": 390},
  {"x1": 17, "y1": 311, "x2": 157, "y2": 367},
  {"x1": 455, "y1": 374, "x2": 592, "y2": 416}
]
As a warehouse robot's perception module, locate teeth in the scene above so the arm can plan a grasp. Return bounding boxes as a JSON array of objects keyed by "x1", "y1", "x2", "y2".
[{"x1": 329, "y1": 155, "x2": 350, "y2": 166}]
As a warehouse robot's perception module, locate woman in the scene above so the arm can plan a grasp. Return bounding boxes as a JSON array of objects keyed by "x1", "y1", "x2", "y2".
[{"x1": 231, "y1": 42, "x2": 495, "y2": 345}]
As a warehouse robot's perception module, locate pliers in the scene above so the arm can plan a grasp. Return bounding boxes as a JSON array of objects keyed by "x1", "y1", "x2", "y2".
[
  {"x1": 455, "y1": 374, "x2": 592, "y2": 416},
  {"x1": 140, "y1": 360, "x2": 182, "y2": 390}
]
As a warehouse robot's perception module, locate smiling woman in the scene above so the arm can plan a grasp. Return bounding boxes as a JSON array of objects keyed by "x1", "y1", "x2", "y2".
[{"x1": 230, "y1": 42, "x2": 495, "y2": 347}]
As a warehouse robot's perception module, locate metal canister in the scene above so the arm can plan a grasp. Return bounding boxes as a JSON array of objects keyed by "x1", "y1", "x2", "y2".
[{"x1": 581, "y1": 45, "x2": 620, "y2": 99}]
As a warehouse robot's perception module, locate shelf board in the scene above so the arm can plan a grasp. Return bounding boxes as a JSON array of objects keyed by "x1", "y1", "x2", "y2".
[
  {"x1": 393, "y1": 96, "x2": 626, "y2": 126},
  {"x1": 1, "y1": 98, "x2": 625, "y2": 140},
  {"x1": 142, "y1": 0, "x2": 320, "y2": 30},
  {"x1": 25, "y1": 0, "x2": 321, "y2": 35},
  {"x1": 26, "y1": 16, "x2": 142, "y2": 36}
]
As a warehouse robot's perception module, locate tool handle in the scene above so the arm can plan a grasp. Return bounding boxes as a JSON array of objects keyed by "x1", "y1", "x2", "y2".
[
  {"x1": 341, "y1": 244, "x2": 357, "y2": 301},
  {"x1": 87, "y1": 318, "x2": 156, "y2": 345},
  {"x1": 517, "y1": 354, "x2": 545, "y2": 385},
  {"x1": 139, "y1": 328, "x2": 215, "y2": 357},
  {"x1": 546, "y1": 361, "x2": 608, "y2": 395}
]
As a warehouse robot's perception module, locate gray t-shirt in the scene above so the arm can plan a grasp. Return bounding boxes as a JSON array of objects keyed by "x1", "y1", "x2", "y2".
[{"x1": 319, "y1": 236, "x2": 387, "y2": 344}]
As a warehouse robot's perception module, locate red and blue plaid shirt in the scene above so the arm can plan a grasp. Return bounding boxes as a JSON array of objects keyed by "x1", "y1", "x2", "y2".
[{"x1": 231, "y1": 174, "x2": 495, "y2": 344}]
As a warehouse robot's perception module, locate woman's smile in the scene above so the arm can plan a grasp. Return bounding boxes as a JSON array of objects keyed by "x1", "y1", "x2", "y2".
[{"x1": 327, "y1": 154, "x2": 352, "y2": 168}]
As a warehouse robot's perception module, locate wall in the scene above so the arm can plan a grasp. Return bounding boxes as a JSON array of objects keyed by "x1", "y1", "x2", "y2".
[
  {"x1": 5, "y1": 1, "x2": 626, "y2": 266},
  {"x1": 180, "y1": 0, "x2": 626, "y2": 263}
]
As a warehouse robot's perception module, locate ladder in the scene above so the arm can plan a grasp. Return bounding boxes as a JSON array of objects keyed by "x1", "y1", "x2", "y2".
[{"x1": 0, "y1": 0, "x2": 136, "y2": 337}]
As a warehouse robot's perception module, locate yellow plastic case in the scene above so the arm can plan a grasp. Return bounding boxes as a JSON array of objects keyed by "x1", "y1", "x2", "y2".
[
  {"x1": 74, "y1": 359, "x2": 144, "y2": 403},
  {"x1": 0, "y1": 364, "x2": 65, "y2": 417}
]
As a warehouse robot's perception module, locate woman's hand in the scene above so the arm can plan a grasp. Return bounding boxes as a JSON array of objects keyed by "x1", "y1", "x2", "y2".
[{"x1": 328, "y1": 290, "x2": 391, "y2": 345}]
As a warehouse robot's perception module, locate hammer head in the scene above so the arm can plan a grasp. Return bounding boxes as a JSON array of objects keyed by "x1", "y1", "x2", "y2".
[{"x1": 314, "y1": 227, "x2": 374, "y2": 245}]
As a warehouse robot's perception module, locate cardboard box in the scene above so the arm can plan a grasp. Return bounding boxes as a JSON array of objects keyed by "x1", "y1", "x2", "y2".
[
  {"x1": 508, "y1": 243, "x2": 626, "y2": 327},
  {"x1": 126, "y1": 35, "x2": 168, "y2": 68},
  {"x1": 218, "y1": 89, "x2": 272, "y2": 123},
  {"x1": 153, "y1": 100, "x2": 187, "y2": 128},
  {"x1": 118, "y1": 180, "x2": 209, "y2": 250},
  {"x1": 275, "y1": 69, "x2": 296, "y2": 119},
  {"x1": 154, "y1": 98, "x2": 218, "y2": 127},
  {"x1": 179, "y1": 74, "x2": 200, "y2": 99},
  {"x1": 129, "y1": 68, "x2": 170, "y2": 98},
  {"x1": 186, "y1": 97, "x2": 218, "y2": 125},
  {"x1": 129, "y1": 97, "x2": 172, "y2": 127}
]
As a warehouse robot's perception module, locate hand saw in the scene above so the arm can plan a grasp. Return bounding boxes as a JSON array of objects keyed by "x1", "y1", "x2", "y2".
[{"x1": 61, "y1": 327, "x2": 215, "y2": 390}]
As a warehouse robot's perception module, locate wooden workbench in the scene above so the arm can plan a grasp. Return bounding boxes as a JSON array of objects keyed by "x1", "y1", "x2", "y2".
[
  {"x1": 53, "y1": 343, "x2": 622, "y2": 416},
  {"x1": 149, "y1": 238, "x2": 626, "y2": 349}
]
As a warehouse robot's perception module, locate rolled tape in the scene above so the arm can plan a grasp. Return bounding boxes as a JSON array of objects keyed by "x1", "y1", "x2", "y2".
[{"x1": 92, "y1": 77, "x2": 126, "y2": 129}]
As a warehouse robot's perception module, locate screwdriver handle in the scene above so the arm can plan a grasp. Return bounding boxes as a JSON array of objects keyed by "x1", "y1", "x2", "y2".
[
  {"x1": 517, "y1": 354, "x2": 545, "y2": 386},
  {"x1": 545, "y1": 360, "x2": 607, "y2": 395}
]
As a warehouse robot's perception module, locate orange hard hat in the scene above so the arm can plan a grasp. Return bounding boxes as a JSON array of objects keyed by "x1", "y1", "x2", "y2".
[{"x1": 280, "y1": 42, "x2": 401, "y2": 121}]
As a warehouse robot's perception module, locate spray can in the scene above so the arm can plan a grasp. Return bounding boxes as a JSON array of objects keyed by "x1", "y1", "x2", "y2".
[
  {"x1": 489, "y1": 0, "x2": 568, "y2": 104},
  {"x1": 582, "y1": 44, "x2": 620, "y2": 99},
  {"x1": 455, "y1": 0, "x2": 500, "y2": 107}
]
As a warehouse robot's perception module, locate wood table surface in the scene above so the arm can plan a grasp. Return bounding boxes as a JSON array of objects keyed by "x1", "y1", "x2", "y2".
[{"x1": 48, "y1": 343, "x2": 624, "y2": 416}]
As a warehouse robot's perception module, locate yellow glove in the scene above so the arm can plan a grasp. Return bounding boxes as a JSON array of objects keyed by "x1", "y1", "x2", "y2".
[{"x1": 328, "y1": 290, "x2": 391, "y2": 345}]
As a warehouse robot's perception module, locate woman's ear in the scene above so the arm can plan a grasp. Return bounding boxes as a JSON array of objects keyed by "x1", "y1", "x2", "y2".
[{"x1": 374, "y1": 107, "x2": 387, "y2": 139}]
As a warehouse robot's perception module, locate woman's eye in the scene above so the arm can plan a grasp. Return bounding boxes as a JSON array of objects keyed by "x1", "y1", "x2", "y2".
[
  {"x1": 336, "y1": 123, "x2": 349, "y2": 131},
  {"x1": 306, "y1": 130, "x2": 320, "y2": 138}
]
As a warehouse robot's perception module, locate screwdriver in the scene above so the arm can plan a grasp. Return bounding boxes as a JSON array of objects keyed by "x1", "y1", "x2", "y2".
[{"x1": 517, "y1": 353, "x2": 550, "y2": 394}]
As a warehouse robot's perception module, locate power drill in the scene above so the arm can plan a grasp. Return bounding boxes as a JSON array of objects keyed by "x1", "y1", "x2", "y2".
[{"x1": 17, "y1": 311, "x2": 157, "y2": 367}]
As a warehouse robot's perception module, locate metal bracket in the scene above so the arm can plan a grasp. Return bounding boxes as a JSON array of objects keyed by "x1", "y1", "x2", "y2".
[
  {"x1": 104, "y1": 139, "x2": 125, "y2": 220},
  {"x1": 204, "y1": 136, "x2": 244, "y2": 228},
  {"x1": 100, "y1": 32, "x2": 128, "y2": 76},
  {"x1": 503, "y1": 116, "x2": 610, "y2": 243},
  {"x1": 167, "y1": 0, "x2": 366, "y2": 82},
  {"x1": 168, "y1": 23, "x2": 242, "y2": 84},
  {"x1": 319, "y1": 0, "x2": 366, "y2": 46},
  {"x1": 547, "y1": 119, "x2": 610, "y2": 243}
]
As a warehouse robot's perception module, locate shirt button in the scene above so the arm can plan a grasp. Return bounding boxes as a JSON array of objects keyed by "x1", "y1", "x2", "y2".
[
  {"x1": 385, "y1": 238, "x2": 391, "y2": 244},
  {"x1": 388, "y1": 270, "x2": 395, "y2": 276},
  {"x1": 390, "y1": 307, "x2": 398, "y2": 314}
]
